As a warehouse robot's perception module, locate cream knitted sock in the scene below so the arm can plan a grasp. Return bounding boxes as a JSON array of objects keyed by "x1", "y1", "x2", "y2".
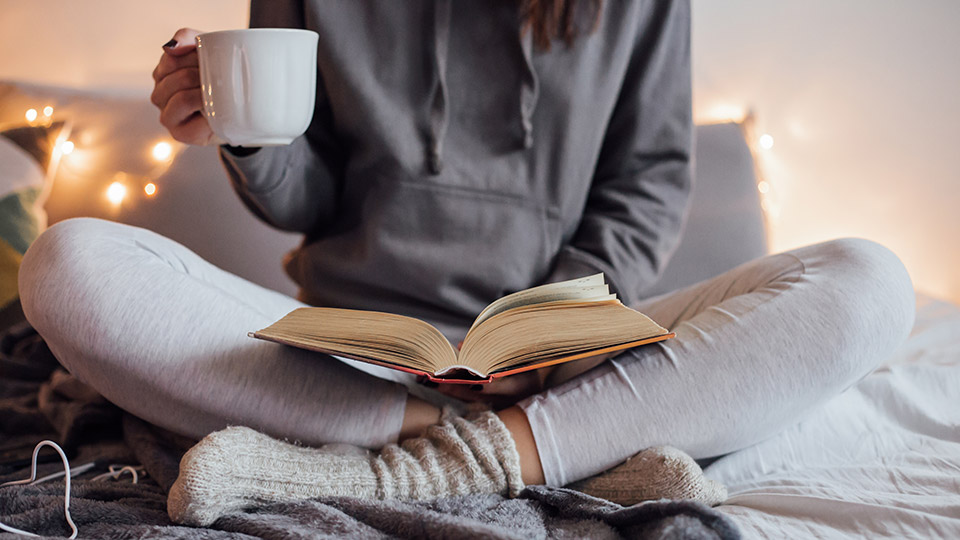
[
  {"x1": 167, "y1": 409, "x2": 524, "y2": 526},
  {"x1": 567, "y1": 446, "x2": 728, "y2": 507}
]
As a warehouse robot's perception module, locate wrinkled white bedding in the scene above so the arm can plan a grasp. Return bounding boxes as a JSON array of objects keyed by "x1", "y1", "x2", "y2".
[{"x1": 708, "y1": 294, "x2": 960, "y2": 538}]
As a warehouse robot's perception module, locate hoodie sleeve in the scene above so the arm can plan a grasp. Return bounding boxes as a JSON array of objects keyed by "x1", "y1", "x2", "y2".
[
  {"x1": 543, "y1": 0, "x2": 693, "y2": 305},
  {"x1": 219, "y1": 0, "x2": 342, "y2": 235}
]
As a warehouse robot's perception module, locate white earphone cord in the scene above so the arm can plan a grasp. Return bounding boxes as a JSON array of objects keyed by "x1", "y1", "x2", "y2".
[
  {"x1": 0, "y1": 441, "x2": 145, "y2": 538},
  {"x1": 0, "y1": 440, "x2": 78, "y2": 539}
]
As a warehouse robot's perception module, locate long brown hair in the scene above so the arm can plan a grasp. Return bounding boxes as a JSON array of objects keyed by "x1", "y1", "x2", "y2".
[{"x1": 520, "y1": 0, "x2": 604, "y2": 50}]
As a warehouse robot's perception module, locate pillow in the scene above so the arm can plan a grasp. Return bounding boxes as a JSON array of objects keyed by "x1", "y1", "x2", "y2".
[
  {"x1": 0, "y1": 80, "x2": 301, "y2": 296},
  {"x1": 0, "y1": 122, "x2": 67, "y2": 310},
  {"x1": 640, "y1": 122, "x2": 769, "y2": 298},
  {"x1": 0, "y1": 81, "x2": 174, "y2": 223}
]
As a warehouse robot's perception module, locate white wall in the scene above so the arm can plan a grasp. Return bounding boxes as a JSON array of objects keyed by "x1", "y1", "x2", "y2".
[
  {"x1": 1, "y1": 0, "x2": 958, "y2": 303},
  {"x1": 692, "y1": 0, "x2": 960, "y2": 303},
  {"x1": 0, "y1": 0, "x2": 248, "y2": 90}
]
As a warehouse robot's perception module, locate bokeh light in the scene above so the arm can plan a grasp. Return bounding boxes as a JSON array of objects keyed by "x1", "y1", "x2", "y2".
[
  {"x1": 106, "y1": 182, "x2": 127, "y2": 205},
  {"x1": 151, "y1": 141, "x2": 173, "y2": 161}
]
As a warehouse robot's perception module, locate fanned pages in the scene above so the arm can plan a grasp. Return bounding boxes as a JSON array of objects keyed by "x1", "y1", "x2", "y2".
[
  {"x1": 469, "y1": 273, "x2": 611, "y2": 330},
  {"x1": 251, "y1": 274, "x2": 674, "y2": 383}
]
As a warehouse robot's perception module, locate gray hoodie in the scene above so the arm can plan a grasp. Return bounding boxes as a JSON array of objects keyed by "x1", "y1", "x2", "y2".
[{"x1": 222, "y1": 0, "x2": 692, "y2": 342}]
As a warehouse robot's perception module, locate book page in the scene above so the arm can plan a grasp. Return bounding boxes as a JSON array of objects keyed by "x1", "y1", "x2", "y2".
[
  {"x1": 250, "y1": 307, "x2": 457, "y2": 372},
  {"x1": 459, "y1": 299, "x2": 669, "y2": 375},
  {"x1": 469, "y1": 273, "x2": 611, "y2": 331}
]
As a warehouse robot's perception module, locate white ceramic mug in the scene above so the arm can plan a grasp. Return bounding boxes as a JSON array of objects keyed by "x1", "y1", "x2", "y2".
[{"x1": 196, "y1": 28, "x2": 319, "y2": 146}]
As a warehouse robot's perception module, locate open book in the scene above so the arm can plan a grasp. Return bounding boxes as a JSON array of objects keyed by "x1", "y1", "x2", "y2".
[{"x1": 249, "y1": 274, "x2": 674, "y2": 384}]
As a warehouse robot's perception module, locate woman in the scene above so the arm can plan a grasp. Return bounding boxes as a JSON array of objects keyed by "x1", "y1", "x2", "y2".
[{"x1": 19, "y1": 0, "x2": 914, "y2": 526}]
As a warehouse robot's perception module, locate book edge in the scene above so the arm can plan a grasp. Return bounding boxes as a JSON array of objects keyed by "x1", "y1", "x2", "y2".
[
  {"x1": 250, "y1": 330, "x2": 435, "y2": 377},
  {"x1": 488, "y1": 332, "x2": 676, "y2": 379},
  {"x1": 249, "y1": 327, "x2": 674, "y2": 385}
]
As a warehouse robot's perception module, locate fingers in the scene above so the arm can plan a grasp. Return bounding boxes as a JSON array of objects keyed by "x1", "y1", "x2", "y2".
[
  {"x1": 153, "y1": 62, "x2": 212, "y2": 146},
  {"x1": 165, "y1": 28, "x2": 204, "y2": 56},
  {"x1": 159, "y1": 87, "x2": 202, "y2": 129},
  {"x1": 477, "y1": 376, "x2": 538, "y2": 396},
  {"x1": 159, "y1": 89, "x2": 213, "y2": 145},
  {"x1": 150, "y1": 66, "x2": 199, "y2": 109},
  {"x1": 432, "y1": 370, "x2": 545, "y2": 409},
  {"x1": 436, "y1": 383, "x2": 488, "y2": 403},
  {"x1": 152, "y1": 27, "x2": 203, "y2": 82},
  {"x1": 151, "y1": 28, "x2": 212, "y2": 146},
  {"x1": 152, "y1": 48, "x2": 199, "y2": 84},
  {"x1": 175, "y1": 112, "x2": 216, "y2": 146}
]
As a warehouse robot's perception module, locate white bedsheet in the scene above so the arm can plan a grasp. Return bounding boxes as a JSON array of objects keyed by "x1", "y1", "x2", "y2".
[{"x1": 707, "y1": 294, "x2": 960, "y2": 539}]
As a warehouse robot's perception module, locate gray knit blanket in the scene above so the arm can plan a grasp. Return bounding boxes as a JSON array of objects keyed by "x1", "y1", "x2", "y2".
[{"x1": 0, "y1": 322, "x2": 740, "y2": 539}]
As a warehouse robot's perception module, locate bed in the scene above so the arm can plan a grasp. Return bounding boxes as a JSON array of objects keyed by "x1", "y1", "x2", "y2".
[
  {"x1": 2, "y1": 80, "x2": 959, "y2": 538},
  {"x1": 710, "y1": 294, "x2": 960, "y2": 537}
]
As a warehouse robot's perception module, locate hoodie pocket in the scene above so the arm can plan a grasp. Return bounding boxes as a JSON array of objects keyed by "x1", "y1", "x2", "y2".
[{"x1": 290, "y1": 170, "x2": 560, "y2": 324}]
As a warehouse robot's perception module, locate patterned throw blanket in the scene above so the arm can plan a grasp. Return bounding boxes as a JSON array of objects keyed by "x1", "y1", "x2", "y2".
[{"x1": 0, "y1": 323, "x2": 740, "y2": 539}]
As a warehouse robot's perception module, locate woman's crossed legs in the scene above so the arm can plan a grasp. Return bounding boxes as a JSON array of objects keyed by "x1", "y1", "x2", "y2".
[{"x1": 20, "y1": 218, "x2": 915, "y2": 492}]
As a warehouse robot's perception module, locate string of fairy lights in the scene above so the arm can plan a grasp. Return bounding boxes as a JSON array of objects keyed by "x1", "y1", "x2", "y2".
[
  {"x1": 755, "y1": 132, "x2": 776, "y2": 217},
  {"x1": 700, "y1": 104, "x2": 781, "y2": 235},
  {"x1": 21, "y1": 102, "x2": 780, "y2": 224},
  {"x1": 22, "y1": 105, "x2": 177, "y2": 207}
]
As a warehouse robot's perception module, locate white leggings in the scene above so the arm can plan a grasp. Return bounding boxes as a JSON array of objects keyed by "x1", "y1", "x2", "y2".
[{"x1": 18, "y1": 218, "x2": 915, "y2": 487}]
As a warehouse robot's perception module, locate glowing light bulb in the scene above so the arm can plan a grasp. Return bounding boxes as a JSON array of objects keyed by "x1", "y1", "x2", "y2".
[
  {"x1": 107, "y1": 182, "x2": 127, "y2": 205},
  {"x1": 42, "y1": 106, "x2": 54, "y2": 117},
  {"x1": 25, "y1": 109, "x2": 38, "y2": 122},
  {"x1": 757, "y1": 181, "x2": 770, "y2": 194},
  {"x1": 144, "y1": 183, "x2": 157, "y2": 196},
  {"x1": 152, "y1": 141, "x2": 173, "y2": 161},
  {"x1": 704, "y1": 104, "x2": 747, "y2": 123},
  {"x1": 60, "y1": 140, "x2": 75, "y2": 155},
  {"x1": 759, "y1": 134, "x2": 774, "y2": 150}
]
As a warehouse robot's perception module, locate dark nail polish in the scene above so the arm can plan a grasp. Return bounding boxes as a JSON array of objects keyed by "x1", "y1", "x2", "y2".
[
  {"x1": 470, "y1": 384, "x2": 483, "y2": 391},
  {"x1": 162, "y1": 39, "x2": 177, "y2": 49},
  {"x1": 424, "y1": 381, "x2": 439, "y2": 388}
]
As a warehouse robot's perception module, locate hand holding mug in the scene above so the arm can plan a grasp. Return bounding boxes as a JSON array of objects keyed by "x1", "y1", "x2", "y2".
[
  {"x1": 151, "y1": 27, "x2": 319, "y2": 147},
  {"x1": 151, "y1": 28, "x2": 214, "y2": 146}
]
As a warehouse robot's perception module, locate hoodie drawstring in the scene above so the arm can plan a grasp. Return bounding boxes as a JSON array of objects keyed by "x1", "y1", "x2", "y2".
[
  {"x1": 425, "y1": 1, "x2": 539, "y2": 175},
  {"x1": 427, "y1": 0, "x2": 451, "y2": 175},
  {"x1": 518, "y1": 25, "x2": 540, "y2": 150}
]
